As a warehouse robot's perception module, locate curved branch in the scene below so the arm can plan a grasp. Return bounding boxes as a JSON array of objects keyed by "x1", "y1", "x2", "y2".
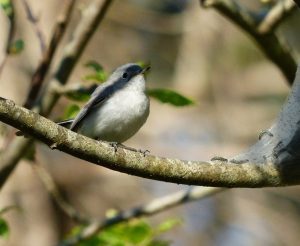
[
  {"x1": 60, "y1": 187, "x2": 224, "y2": 246},
  {"x1": 3, "y1": 63, "x2": 300, "y2": 187},
  {"x1": 257, "y1": 0, "x2": 297, "y2": 34},
  {"x1": 1, "y1": 65, "x2": 300, "y2": 187},
  {"x1": 201, "y1": 0, "x2": 297, "y2": 84},
  {"x1": 0, "y1": 100, "x2": 280, "y2": 187}
]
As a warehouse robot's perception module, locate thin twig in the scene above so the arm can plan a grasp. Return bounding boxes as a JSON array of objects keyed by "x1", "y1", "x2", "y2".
[
  {"x1": 21, "y1": 0, "x2": 46, "y2": 53},
  {"x1": 32, "y1": 162, "x2": 89, "y2": 224},
  {"x1": 258, "y1": 0, "x2": 297, "y2": 34},
  {"x1": 0, "y1": 0, "x2": 114, "y2": 190},
  {"x1": 201, "y1": 0, "x2": 297, "y2": 84},
  {"x1": 293, "y1": 0, "x2": 300, "y2": 8},
  {"x1": 0, "y1": 0, "x2": 15, "y2": 77},
  {"x1": 24, "y1": 0, "x2": 76, "y2": 109},
  {"x1": 60, "y1": 187, "x2": 224, "y2": 246},
  {"x1": 52, "y1": 82, "x2": 97, "y2": 96}
]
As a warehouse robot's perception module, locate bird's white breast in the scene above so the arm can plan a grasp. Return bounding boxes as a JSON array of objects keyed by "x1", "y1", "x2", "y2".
[{"x1": 78, "y1": 75, "x2": 150, "y2": 142}]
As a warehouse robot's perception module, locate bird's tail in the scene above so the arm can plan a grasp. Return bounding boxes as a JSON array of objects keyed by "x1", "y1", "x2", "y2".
[
  {"x1": 16, "y1": 119, "x2": 74, "y2": 136},
  {"x1": 56, "y1": 119, "x2": 74, "y2": 128}
]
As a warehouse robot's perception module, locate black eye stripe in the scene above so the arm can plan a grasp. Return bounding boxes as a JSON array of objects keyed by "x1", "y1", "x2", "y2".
[{"x1": 122, "y1": 72, "x2": 128, "y2": 79}]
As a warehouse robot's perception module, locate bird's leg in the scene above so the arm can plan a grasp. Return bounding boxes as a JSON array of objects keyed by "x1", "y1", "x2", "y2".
[{"x1": 109, "y1": 142, "x2": 120, "y2": 153}]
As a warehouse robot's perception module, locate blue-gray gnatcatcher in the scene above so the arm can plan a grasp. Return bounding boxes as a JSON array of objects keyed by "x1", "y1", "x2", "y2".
[{"x1": 58, "y1": 63, "x2": 150, "y2": 143}]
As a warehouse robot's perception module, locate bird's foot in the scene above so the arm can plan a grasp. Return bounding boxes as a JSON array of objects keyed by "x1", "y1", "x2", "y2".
[
  {"x1": 109, "y1": 142, "x2": 120, "y2": 153},
  {"x1": 138, "y1": 149, "x2": 150, "y2": 157}
]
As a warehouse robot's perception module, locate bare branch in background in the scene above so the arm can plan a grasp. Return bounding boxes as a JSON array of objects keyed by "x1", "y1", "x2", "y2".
[
  {"x1": 24, "y1": 0, "x2": 76, "y2": 109},
  {"x1": 60, "y1": 187, "x2": 224, "y2": 246},
  {"x1": 293, "y1": 0, "x2": 300, "y2": 8},
  {"x1": 21, "y1": 0, "x2": 46, "y2": 53},
  {"x1": 258, "y1": 0, "x2": 297, "y2": 34},
  {"x1": 34, "y1": 154, "x2": 224, "y2": 245},
  {"x1": 33, "y1": 162, "x2": 89, "y2": 224},
  {"x1": 0, "y1": 0, "x2": 15, "y2": 77},
  {"x1": 201, "y1": 0, "x2": 297, "y2": 84},
  {"x1": 0, "y1": 0, "x2": 114, "y2": 190},
  {"x1": 1, "y1": 64, "x2": 300, "y2": 187}
]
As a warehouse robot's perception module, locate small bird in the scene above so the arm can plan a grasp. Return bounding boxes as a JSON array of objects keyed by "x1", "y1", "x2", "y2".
[{"x1": 58, "y1": 63, "x2": 150, "y2": 145}]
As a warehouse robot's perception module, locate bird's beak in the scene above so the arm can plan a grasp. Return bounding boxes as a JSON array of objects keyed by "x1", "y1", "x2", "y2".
[{"x1": 141, "y1": 65, "x2": 151, "y2": 75}]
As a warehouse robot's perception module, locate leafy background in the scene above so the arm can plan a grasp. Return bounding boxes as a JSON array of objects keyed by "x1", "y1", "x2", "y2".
[{"x1": 0, "y1": 0, "x2": 300, "y2": 246}]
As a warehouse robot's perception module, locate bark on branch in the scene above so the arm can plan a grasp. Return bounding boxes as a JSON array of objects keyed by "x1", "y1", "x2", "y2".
[
  {"x1": 1, "y1": 64, "x2": 300, "y2": 187},
  {"x1": 201, "y1": 0, "x2": 297, "y2": 84},
  {"x1": 0, "y1": 0, "x2": 113, "y2": 189}
]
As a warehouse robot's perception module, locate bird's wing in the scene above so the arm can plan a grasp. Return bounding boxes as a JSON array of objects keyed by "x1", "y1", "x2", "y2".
[{"x1": 70, "y1": 84, "x2": 114, "y2": 131}]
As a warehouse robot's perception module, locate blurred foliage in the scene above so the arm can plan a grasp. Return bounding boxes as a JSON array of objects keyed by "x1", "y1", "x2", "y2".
[
  {"x1": 23, "y1": 142, "x2": 36, "y2": 161},
  {"x1": 228, "y1": 39, "x2": 264, "y2": 69},
  {"x1": 63, "y1": 104, "x2": 80, "y2": 120},
  {"x1": 146, "y1": 88, "x2": 194, "y2": 106},
  {"x1": 0, "y1": 0, "x2": 13, "y2": 19},
  {"x1": 65, "y1": 88, "x2": 93, "y2": 102},
  {"x1": 69, "y1": 217, "x2": 182, "y2": 246},
  {"x1": 83, "y1": 61, "x2": 108, "y2": 83},
  {"x1": 0, "y1": 206, "x2": 15, "y2": 240},
  {"x1": 0, "y1": 219, "x2": 9, "y2": 239},
  {"x1": 9, "y1": 39, "x2": 25, "y2": 55}
]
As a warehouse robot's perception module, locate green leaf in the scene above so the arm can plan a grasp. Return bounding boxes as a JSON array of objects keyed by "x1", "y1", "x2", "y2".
[
  {"x1": 125, "y1": 220, "x2": 152, "y2": 243},
  {"x1": 83, "y1": 73, "x2": 107, "y2": 83},
  {"x1": 148, "y1": 239, "x2": 171, "y2": 246},
  {"x1": 9, "y1": 39, "x2": 25, "y2": 54},
  {"x1": 0, "y1": 218, "x2": 9, "y2": 239},
  {"x1": 85, "y1": 60, "x2": 104, "y2": 73},
  {"x1": 63, "y1": 104, "x2": 80, "y2": 120},
  {"x1": 157, "y1": 218, "x2": 182, "y2": 233},
  {"x1": 67, "y1": 217, "x2": 181, "y2": 246},
  {"x1": 65, "y1": 91, "x2": 90, "y2": 102},
  {"x1": 147, "y1": 88, "x2": 194, "y2": 107},
  {"x1": 137, "y1": 61, "x2": 151, "y2": 69},
  {"x1": 83, "y1": 61, "x2": 107, "y2": 83},
  {"x1": 0, "y1": 0, "x2": 13, "y2": 19}
]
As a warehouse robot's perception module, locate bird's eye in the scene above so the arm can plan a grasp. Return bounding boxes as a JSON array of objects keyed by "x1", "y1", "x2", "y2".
[{"x1": 122, "y1": 72, "x2": 128, "y2": 79}]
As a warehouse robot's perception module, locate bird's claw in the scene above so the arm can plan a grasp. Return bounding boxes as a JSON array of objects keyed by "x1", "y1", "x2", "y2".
[
  {"x1": 138, "y1": 149, "x2": 150, "y2": 157},
  {"x1": 109, "y1": 142, "x2": 149, "y2": 156},
  {"x1": 109, "y1": 142, "x2": 119, "y2": 153}
]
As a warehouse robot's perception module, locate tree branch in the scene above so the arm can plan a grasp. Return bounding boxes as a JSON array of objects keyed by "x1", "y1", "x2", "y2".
[
  {"x1": 201, "y1": 0, "x2": 297, "y2": 84},
  {"x1": 21, "y1": 0, "x2": 46, "y2": 53},
  {"x1": 2, "y1": 63, "x2": 300, "y2": 187},
  {"x1": 0, "y1": 0, "x2": 15, "y2": 77},
  {"x1": 60, "y1": 187, "x2": 224, "y2": 246},
  {"x1": 24, "y1": 0, "x2": 76, "y2": 109},
  {"x1": 294, "y1": 0, "x2": 300, "y2": 8},
  {"x1": 33, "y1": 156, "x2": 224, "y2": 245},
  {"x1": 257, "y1": 0, "x2": 297, "y2": 34},
  {"x1": 0, "y1": 0, "x2": 113, "y2": 190},
  {"x1": 33, "y1": 162, "x2": 89, "y2": 224},
  {"x1": 0, "y1": 98, "x2": 283, "y2": 187}
]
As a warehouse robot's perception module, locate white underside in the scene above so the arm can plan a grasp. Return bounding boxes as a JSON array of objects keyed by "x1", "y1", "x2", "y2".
[{"x1": 78, "y1": 75, "x2": 150, "y2": 143}]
